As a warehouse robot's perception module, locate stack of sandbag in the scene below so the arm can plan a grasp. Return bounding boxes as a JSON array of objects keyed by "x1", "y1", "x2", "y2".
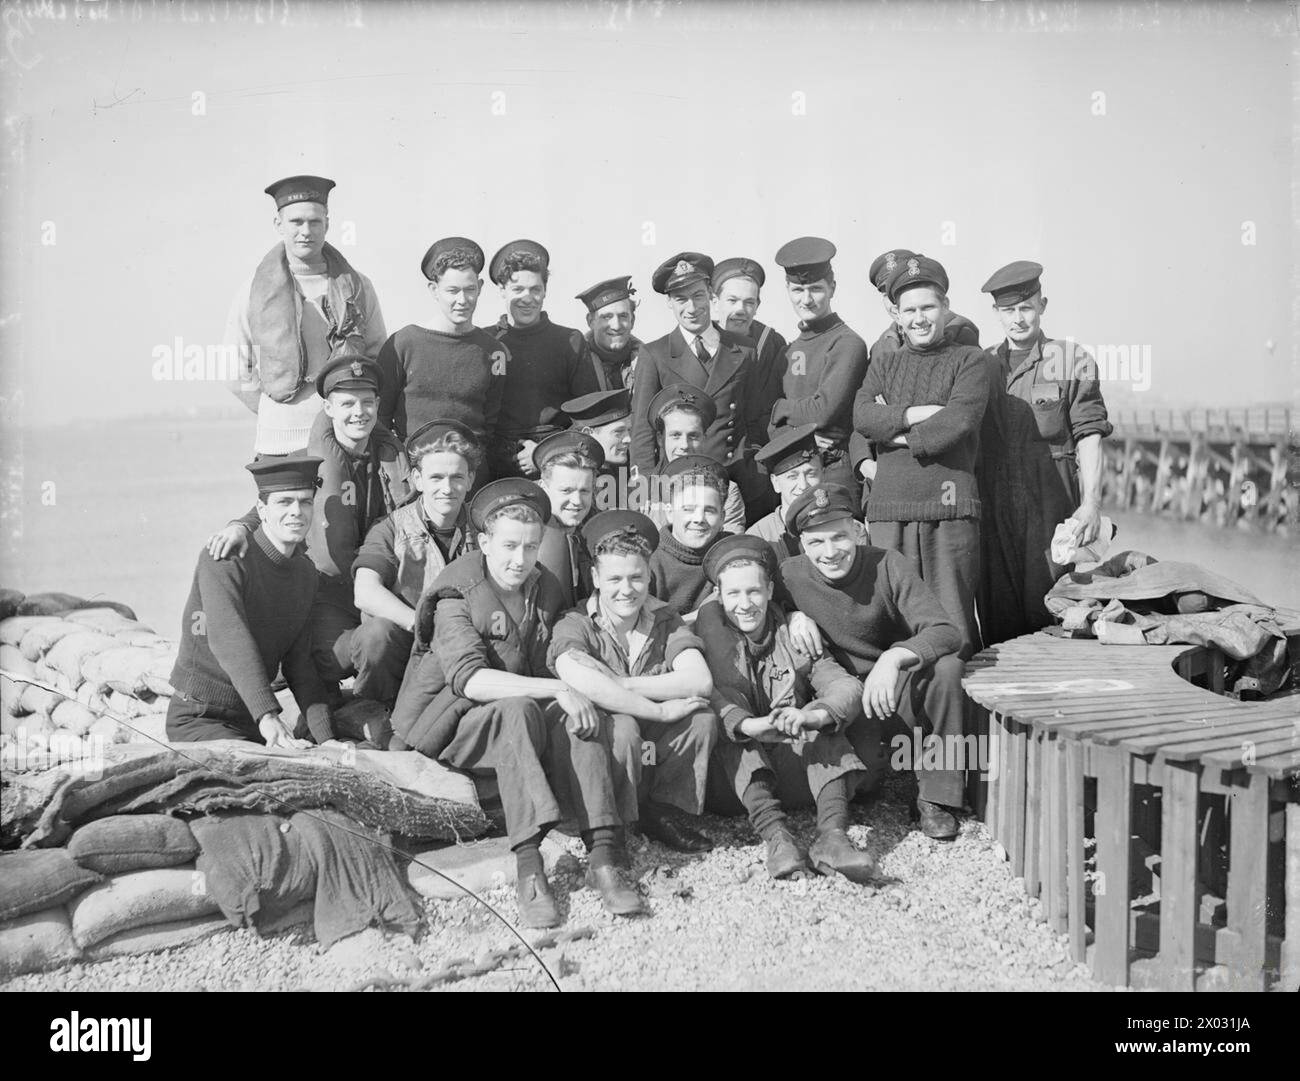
[
  {"x1": 0, "y1": 589, "x2": 178, "y2": 770},
  {"x1": 0, "y1": 815, "x2": 227, "y2": 978}
]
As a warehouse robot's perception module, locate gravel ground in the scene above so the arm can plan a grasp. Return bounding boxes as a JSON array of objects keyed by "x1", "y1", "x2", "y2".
[{"x1": 1, "y1": 775, "x2": 1108, "y2": 993}]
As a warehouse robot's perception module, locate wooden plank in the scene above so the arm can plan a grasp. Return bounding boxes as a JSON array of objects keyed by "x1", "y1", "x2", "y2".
[
  {"x1": 1025, "y1": 729, "x2": 1041, "y2": 902},
  {"x1": 1123, "y1": 719, "x2": 1299, "y2": 758},
  {"x1": 1051, "y1": 705, "x2": 1277, "y2": 741},
  {"x1": 1195, "y1": 731, "x2": 1300, "y2": 771},
  {"x1": 1225, "y1": 774, "x2": 1270, "y2": 991},
  {"x1": 1093, "y1": 744, "x2": 1133, "y2": 986},
  {"x1": 1046, "y1": 735, "x2": 1068, "y2": 934},
  {"x1": 1065, "y1": 739, "x2": 1087, "y2": 962},
  {"x1": 1283, "y1": 804, "x2": 1300, "y2": 993},
  {"x1": 985, "y1": 708, "x2": 1000, "y2": 838},
  {"x1": 1246, "y1": 748, "x2": 1300, "y2": 779},
  {"x1": 1158, "y1": 762, "x2": 1200, "y2": 991},
  {"x1": 1007, "y1": 720, "x2": 1028, "y2": 879}
]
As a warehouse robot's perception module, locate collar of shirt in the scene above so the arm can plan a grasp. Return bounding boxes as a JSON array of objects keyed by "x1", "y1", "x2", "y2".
[
  {"x1": 586, "y1": 592, "x2": 669, "y2": 665},
  {"x1": 681, "y1": 323, "x2": 720, "y2": 357}
]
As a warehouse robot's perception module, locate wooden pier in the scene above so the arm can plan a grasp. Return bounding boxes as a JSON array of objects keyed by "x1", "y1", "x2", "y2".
[{"x1": 1102, "y1": 407, "x2": 1295, "y2": 533}]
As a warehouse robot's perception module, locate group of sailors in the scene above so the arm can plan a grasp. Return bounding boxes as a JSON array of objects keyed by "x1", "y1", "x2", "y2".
[{"x1": 164, "y1": 174, "x2": 1111, "y2": 928}]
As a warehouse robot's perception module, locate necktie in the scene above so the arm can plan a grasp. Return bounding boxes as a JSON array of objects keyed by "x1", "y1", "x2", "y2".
[{"x1": 694, "y1": 336, "x2": 710, "y2": 365}]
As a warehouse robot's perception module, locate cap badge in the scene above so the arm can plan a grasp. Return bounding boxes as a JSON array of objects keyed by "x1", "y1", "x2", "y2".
[
  {"x1": 679, "y1": 391, "x2": 696, "y2": 405},
  {"x1": 884, "y1": 252, "x2": 897, "y2": 271},
  {"x1": 814, "y1": 488, "x2": 829, "y2": 508},
  {"x1": 906, "y1": 258, "x2": 920, "y2": 277},
  {"x1": 349, "y1": 361, "x2": 363, "y2": 378},
  {"x1": 675, "y1": 260, "x2": 694, "y2": 276}
]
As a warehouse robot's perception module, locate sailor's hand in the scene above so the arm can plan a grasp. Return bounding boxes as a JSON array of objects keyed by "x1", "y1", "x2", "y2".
[
  {"x1": 556, "y1": 688, "x2": 600, "y2": 740},
  {"x1": 207, "y1": 524, "x2": 250, "y2": 560},
  {"x1": 738, "y1": 715, "x2": 785, "y2": 743},
  {"x1": 656, "y1": 696, "x2": 710, "y2": 724},
  {"x1": 515, "y1": 440, "x2": 540, "y2": 476},
  {"x1": 859, "y1": 458, "x2": 878, "y2": 482},
  {"x1": 258, "y1": 712, "x2": 311, "y2": 750},
  {"x1": 787, "y1": 612, "x2": 823, "y2": 660},
  {"x1": 1071, "y1": 501, "x2": 1102, "y2": 547},
  {"x1": 862, "y1": 654, "x2": 903, "y2": 721},
  {"x1": 813, "y1": 434, "x2": 835, "y2": 451}
]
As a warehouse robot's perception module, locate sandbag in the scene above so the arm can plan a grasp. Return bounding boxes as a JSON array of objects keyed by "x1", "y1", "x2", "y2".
[
  {"x1": 64, "y1": 608, "x2": 146, "y2": 636},
  {"x1": 51, "y1": 699, "x2": 99, "y2": 736},
  {"x1": 16, "y1": 592, "x2": 86, "y2": 617},
  {"x1": 81, "y1": 646, "x2": 167, "y2": 696},
  {"x1": 1, "y1": 643, "x2": 36, "y2": 679},
  {"x1": 18, "y1": 620, "x2": 82, "y2": 662},
  {"x1": 0, "y1": 616, "x2": 66, "y2": 648},
  {"x1": 44, "y1": 631, "x2": 116, "y2": 685},
  {"x1": 86, "y1": 914, "x2": 228, "y2": 960},
  {"x1": 118, "y1": 712, "x2": 168, "y2": 745},
  {"x1": 18, "y1": 683, "x2": 59, "y2": 717},
  {"x1": 68, "y1": 865, "x2": 221, "y2": 949},
  {"x1": 68, "y1": 814, "x2": 199, "y2": 875},
  {"x1": 105, "y1": 690, "x2": 149, "y2": 719},
  {"x1": 0, "y1": 588, "x2": 24, "y2": 621},
  {"x1": 0, "y1": 907, "x2": 81, "y2": 977},
  {"x1": 0, "y1": 849, "x2": 103, "y2": 920},
  {"x1": 113, "y1": 630, "x2": 171, "y2": 649}
]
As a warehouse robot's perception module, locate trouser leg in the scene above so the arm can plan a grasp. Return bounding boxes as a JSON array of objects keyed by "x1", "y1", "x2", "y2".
[
  {"x1": 438, "y1": 698, "x2": 560, "y2": 847},
  {"x1": 641, "y1": 709, "x2": 718, "y2": 815},
  {"x1": 165, "y1": 692, "x2": 259, "y2": 743},
  {"x1": 542, "y1": 703, "x2": 622, "y2": 833},
  {"x1": 603, "y1": 713, "x2": 644, "y2": 825},
  {"x1": 309, "y1": 599, "x2": 361, "y2": 697},
  {"x1": 893, "y1": 654, "x2": 969, "y2": 807},
  {"x1": 871, "y1": 519, "x2": 982, "y2": 659},
  {"x1": 348, "y1": 616, "x2": 414, "y2": 705}
]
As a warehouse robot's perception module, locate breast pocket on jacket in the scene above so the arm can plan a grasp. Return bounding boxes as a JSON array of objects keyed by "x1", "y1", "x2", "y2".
[{"x1": 1029, "y1": 382, "x2": 1069, "y2": 443}]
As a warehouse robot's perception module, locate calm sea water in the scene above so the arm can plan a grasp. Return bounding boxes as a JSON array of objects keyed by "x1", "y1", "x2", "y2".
[{"x1": 1, "y1": 415, "x2": 1295, "y2": 635}]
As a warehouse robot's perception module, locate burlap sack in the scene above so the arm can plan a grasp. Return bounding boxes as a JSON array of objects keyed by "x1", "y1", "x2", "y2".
[
  {"x1": 86, "y1": 914, "x2": 228, "y2": 960},
  {"x1": 69, "y1": 815, "x2": 199, "y2": 875},
  {"x1": 0, "y1": 907, "x2": 81, "y2": 977},
  {"x1": 0, "y1": 849, "x2": 103, "y2": 921},
  {"x1": 68, "y1": 865, "x2": 221, "y2": 949}
]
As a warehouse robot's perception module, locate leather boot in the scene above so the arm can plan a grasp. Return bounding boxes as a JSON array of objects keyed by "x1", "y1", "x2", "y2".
[
  {"x1": 809, "y1": 827, "x2": 877, "y2": 884},
  {"x1": 764, "y1": 825, "x2": 812, "y2": 880},
  {"x1": 516, "y1": 872, "x2": 561, "y2": 929},
  {"x1": 585, "y1": 863, "x2": 646, "y2": 916},
  {"x1": 917, "y1": 798, "x2": 959, "y2": 841}
]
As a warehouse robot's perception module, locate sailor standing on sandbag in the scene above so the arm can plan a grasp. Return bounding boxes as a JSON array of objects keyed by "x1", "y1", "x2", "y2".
[
  {"x1": 226, "y1": 176, "x2": 387, "y2": 456},
  {"x1": 167, "y1": 457, "x2": 336, "y2": 748}
]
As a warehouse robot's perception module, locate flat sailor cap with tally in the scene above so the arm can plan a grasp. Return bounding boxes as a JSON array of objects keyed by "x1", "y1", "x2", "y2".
[
  {"x1": 489, "y1": 239, "x2": 551, "y2": 286},
  {"x1": 711, "y1": 257, "x2": 766, "y2": 290},
  {"x1": 981, "y1": 260, "x2": 1045, "y2": 306},
  {"x1": 774, "y1": 236, "x2": 836, "y2": 284},
  {"x1": 581, "y1": 509, "x2": 660, "y2": 555},
  {"x1": 265, "y1": 175, "x2": 335, "y2": 209},
  {"x1": 652, "y1": 252, "x2": 714, "y2": 294},
  {"x1": 575, "y1": 275, "x2": 635, "y2": 313},
  {"x1": 869, "y1": 248, "x2": 917, "y2": 293},
  {"x1": 662, "y1": 453, "x2": 728, "y2": 484},
  {"x1": 563, "y1": 389, "x2": 631, "y2": 429},
  {"x1": 784, "y1": 482, "x2": 860, "y2": 536},
  {"x1": 703, "y1": 534, "x2": 779, "y2": 585},
  {"x1": 531, "y1": 430, "x2": 606, "y2": 474},
  {"x1": 421, "y1": 237, "x2": 485, "y2": 281},
  {"x1": 246, "y1": 454, "x2": 324, "y2": 495},
  {"x1": 469, "y1": 478, "x2": 551, "y2": 532},
  {"x1": 755, "y1": 422, "x2": 821, "y2": 475},
  {"x1": 886, "y1": 254, "x2": 950, "y2": 303},
  {"x1": 648, "y1": 383, "x2": 718, "y2": 429}
]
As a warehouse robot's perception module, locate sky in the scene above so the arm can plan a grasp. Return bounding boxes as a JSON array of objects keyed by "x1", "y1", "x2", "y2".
[{"x1": 0, "y1": 0, "x2": 1295, "y2": 430}]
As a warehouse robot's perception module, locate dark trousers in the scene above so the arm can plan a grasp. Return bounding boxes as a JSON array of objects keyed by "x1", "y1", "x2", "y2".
[
  {"x1": 706, "y1": 714, "x2": 885, "y2": 813},
  {"x1": 871, "y1": 518, "x2": 982, "y2": 659},
  {"x1": 604, "y1": 709, "x2": 718, "y2": 821},
  {"x1": 439, "y1": 697, "x2": 620, "y2": 847},
  {"x1": 313, "y1": 604, "x2": 413, "y2": 706},
  {"x1": 888, "y1": 654, "x2": 968, "y2": 807},
  {"x1": 166, "y1": 690, "x2": 260, "y2": 743}
]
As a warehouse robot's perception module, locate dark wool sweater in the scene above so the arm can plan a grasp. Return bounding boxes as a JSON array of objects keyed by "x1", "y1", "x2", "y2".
[
  {"x1": 648, "y1": 531, "x2": 719, "y2": 616},
  {"x1": 852, "y1": 338, "x2": 990, "y2": 521},
  {"x1": 489, "y1": 313, "x2": 601, "y2": 439},
  {"x1": 770, "y1": 313, "x2": 868, "y2": 445},
  {"x1": 376, "y1": 324, "x2": 507, "y2": 443},
  {"x1": 746, "y1": 319, "x2": 790, "y2": 436},
  {"x1": 778, "y1": 546, "x2": 962, "y2": 675},
  {"x1": 586, "y1": 332, "x2": 641, "y2": 391},
  {"x1": 169, "y1": 529, "x2": 333, "y2": 741}
]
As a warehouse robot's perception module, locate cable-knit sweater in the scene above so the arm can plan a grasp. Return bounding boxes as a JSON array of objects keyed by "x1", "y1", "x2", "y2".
[
  {"x1": 488, "y1": 313, "x2": 600, "y2": 439},
  {"x1": 852, "y1": 338, "x2": 990, "y2": 521},
  {"x1": 648, "y1": 531, "x2": 719, "y2": 616}
]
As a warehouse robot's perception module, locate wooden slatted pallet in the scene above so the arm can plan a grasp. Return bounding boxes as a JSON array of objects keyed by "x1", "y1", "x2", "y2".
[{"x1": 963, "y1": 630, "x2": 1300, "y2": 991}]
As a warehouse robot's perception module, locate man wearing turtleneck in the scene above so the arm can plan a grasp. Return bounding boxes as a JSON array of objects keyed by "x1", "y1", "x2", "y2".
[
  {"x1": 852, "y1": 258, "x2": 990, "y2": 658},
  {"x1": 227, "y1": 176, "x2": 386, "y2": 456},
  {"x1": 768, "y1": 238, "x2": 869, "y2": 499},
  {"x1": 648, "y1": 464, "x2": 728, "y2": 621},
  {"x1": 485, "y1": 240, "x2": 600, "y2": 480},
  {"x1": 376, "y1": 237, "x2": 506, "y2": 459}
]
